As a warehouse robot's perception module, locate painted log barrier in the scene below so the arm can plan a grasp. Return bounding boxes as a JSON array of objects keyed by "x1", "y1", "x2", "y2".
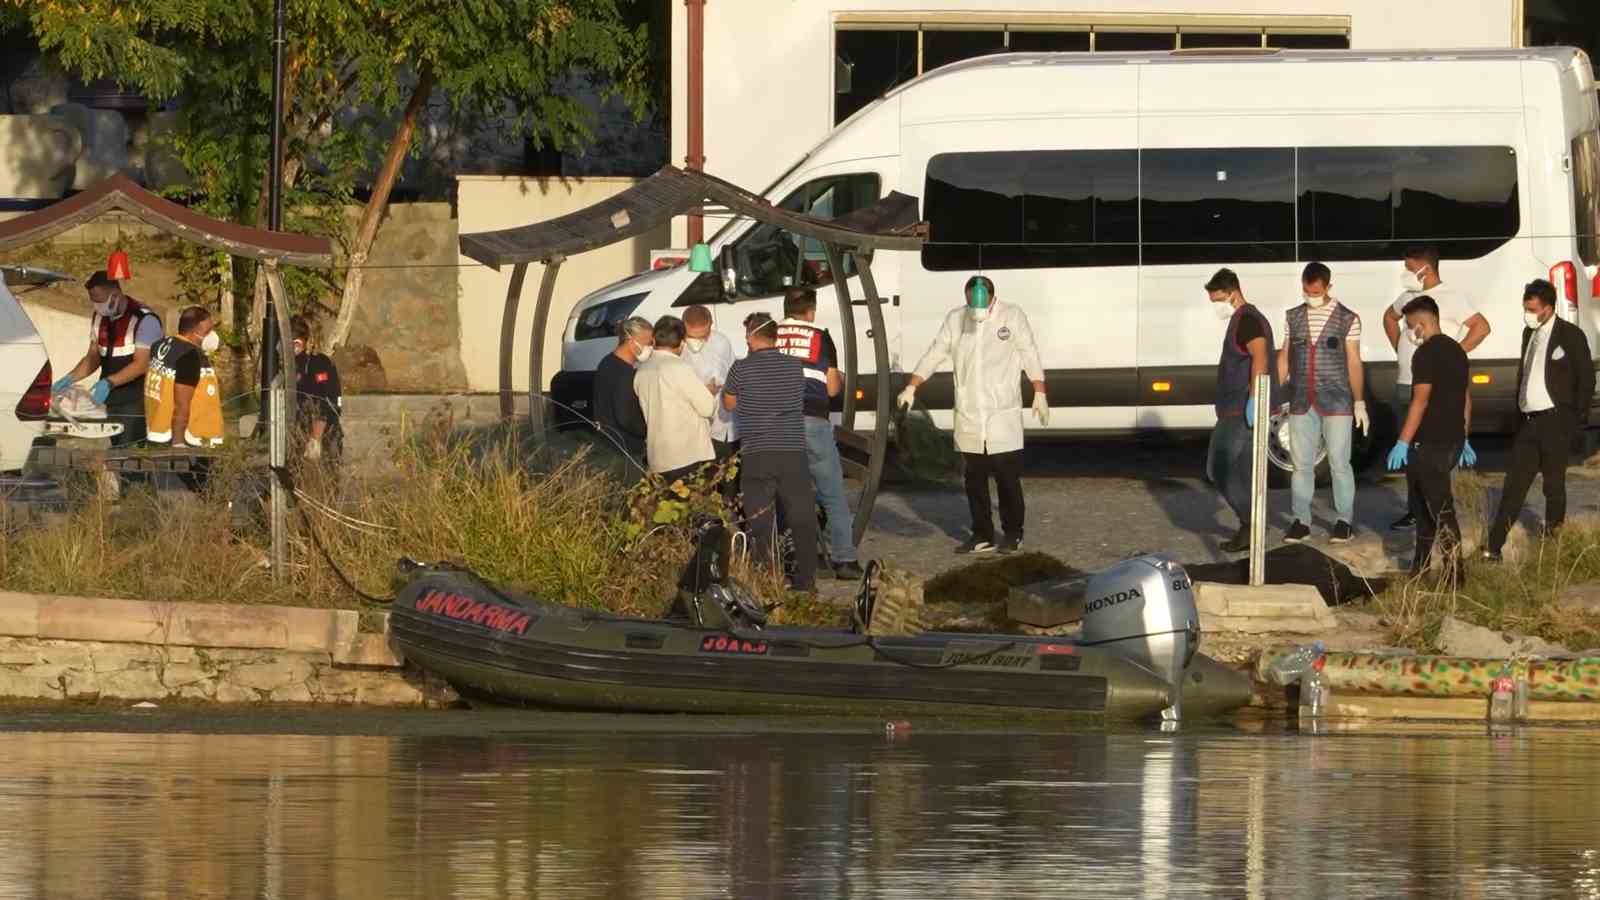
[{"x1": 1260, "y1": 650, "x2": 1600, "y2": 702}]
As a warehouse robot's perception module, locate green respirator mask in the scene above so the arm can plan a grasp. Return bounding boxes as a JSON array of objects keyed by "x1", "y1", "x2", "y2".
[{"x1": 968, "y1": 280, "x2": 991, "y2": 309}]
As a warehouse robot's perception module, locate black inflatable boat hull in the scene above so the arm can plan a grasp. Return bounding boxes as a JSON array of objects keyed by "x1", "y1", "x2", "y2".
[{"x1": 390, "y1": 572, "x2": 1252, "y2": 722}]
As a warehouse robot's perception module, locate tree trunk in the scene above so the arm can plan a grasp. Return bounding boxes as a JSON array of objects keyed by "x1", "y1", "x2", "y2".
[{"x1": 329, "y1": 68, "x2": 436, "y2": 351}]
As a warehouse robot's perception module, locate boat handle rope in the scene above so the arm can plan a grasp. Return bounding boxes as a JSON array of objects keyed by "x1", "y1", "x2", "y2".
[{"x1": 270, "y1": 464, "x2": 396, "y2": 605}]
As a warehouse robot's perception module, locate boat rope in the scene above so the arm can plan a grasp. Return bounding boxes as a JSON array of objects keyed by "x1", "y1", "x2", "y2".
[{"x1": 269, "y1": 465, "x2": 395, "y2": 605}]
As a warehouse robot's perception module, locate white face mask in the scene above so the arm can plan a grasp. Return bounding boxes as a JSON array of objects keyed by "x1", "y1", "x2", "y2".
[
  {"x1": 685, "y1": 337, "x2": 706, "y2": 353},
  {"x1": 634, "y1": 341, "x2": 653, "y2": 362},
  {"x1": 1401, "y1": 268, "x2": 1425, "y2": 293},
  {"x1": 1524, "y1": 310, "x2": 1547, "y2": 329},
  {"x1": 1407, "y1": 326, "x2": 1426, "y2": 347},
  {"x1": 1212, "y1": 301, "x2": 1234, "y2": 321},
  {"x1": 93, "y1": 295, "x2": 122, "y2": 318},
  {"x1": 200, "y1": 331, "x2": 221, "y2": 353},
  {"x1": 1303, "y1": 292, "x2": 1329, "y2": 309}
]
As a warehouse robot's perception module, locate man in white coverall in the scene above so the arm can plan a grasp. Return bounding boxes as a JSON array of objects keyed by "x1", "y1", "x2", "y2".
[{"x1": 898, "y1": 275, "x2": 1047, "y2": 554}]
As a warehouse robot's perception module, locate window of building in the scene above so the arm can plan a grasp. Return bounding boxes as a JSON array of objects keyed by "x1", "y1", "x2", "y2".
[
  {"x1": 1266, "y1": 32, "x2": 1351, "y2": 49},
  {"x1": 1178, "y1": 31, "x2": 1262, "y2": 49},
  {"x1": 1297, "y1": 147, "x2": 1520, "y2": 261},
  {"x1": 1093, "y1": 30, "x2": 1177, "y2": 53},
  {"x1": 731, "y1": 173, "x2": 882, "y2": 298},
  {"x1": 921, "y1": 29, "x2": 1005, "y2": 72},
  {"x1": 834, "y1": 29, "x2": 918, "y2": 123},
  {"x1": 1140, "y1": 148, "x2": 1296, "y2": 265},
  {"x1": 1006, "y1": 30, "x2": 1090, "y2": 53},
  {"x1": 1573, "y1": 132, "x2": 1600, "y2": 267},
  {"x1": 923, "y1": 150, "x2": 1138, "y2": 270}
]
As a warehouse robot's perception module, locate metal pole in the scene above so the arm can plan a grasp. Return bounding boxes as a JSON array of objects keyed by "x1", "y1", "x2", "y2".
[
  {"x1": 684, "y1": 0, "x2": 707, "y2": 245},
  {"x1": 1248, "y1": 373, "x2": 1270, "y2": 586},
  {"x1": 497, "y1": 263, "x2": 528, "y2": 421},
  {"x1": 526, "y1": 255, "x2": 564, "y2": 436},
  {"x1": 265, "y1": 0, "x2": 288, "y2": 583},
  {"x1": 821, "y1": 243, "x2": 858, "y2": 428}
]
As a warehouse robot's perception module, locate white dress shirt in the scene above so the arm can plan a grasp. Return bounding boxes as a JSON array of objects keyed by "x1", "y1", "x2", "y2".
[
  {"x1": 684, "y1": 329, "x2": 739, "y2": 442},
  {"x1": 633, "y1": 351, "x2": 717, "y2": 473},
  {"x1": 1521, "y1": 315, "x2": 1556, "y2": 413}
]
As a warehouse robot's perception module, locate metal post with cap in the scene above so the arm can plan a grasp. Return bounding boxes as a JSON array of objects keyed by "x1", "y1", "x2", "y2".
[
  {"x1": 1248, "y1": 374, "x2": 1271, "y2": 586},
  {"x1": 263, "y1": 0, "x2": 289, "y2": 582}
]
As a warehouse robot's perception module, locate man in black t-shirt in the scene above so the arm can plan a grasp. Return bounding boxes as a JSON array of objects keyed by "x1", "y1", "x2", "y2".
[
  {"x1": 592, "y1": 316, "x2": 652, "y2": 466},
  {"x1": 291, "y1": 317, "x2": 344, "y2": 466},
  {"x1": 1386, "y1": 295, "x2": 1471, "y2": 579},
  {"x1": 1205, "y1": 268, "x2": 1278, "y2": 554}
]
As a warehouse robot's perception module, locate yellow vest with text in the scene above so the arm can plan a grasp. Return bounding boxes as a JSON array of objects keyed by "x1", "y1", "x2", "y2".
[{"x1": 144, "y1": 337, "x2": 225, "y2": 447}]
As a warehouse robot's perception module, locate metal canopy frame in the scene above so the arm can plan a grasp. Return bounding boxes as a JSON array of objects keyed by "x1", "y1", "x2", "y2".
[{"x1": 458, "y1": 165, "x2": 926, "y2": 547}]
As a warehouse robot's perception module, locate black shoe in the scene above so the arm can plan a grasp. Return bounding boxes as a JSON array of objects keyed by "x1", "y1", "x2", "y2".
[
  {"x1": 996, "y1": 534, "x2": 1022, "y2": 555},
  {"x1": 833, "y1": 561, "x2": 865, "y2": 580},
  {"x1": 955, "y1": 537, "x2": 996, "y2": 555},
  {"x1": 1481, "y1": 548, "x2": 1503, "y2": 563},
  {"x1": 1283, "y1": 521, "x2": 1311, "y2": 544},
  {"x1": 1220, "y1": 526, "x2": 1250, "y2": 554},
  {"x1": 1390, "y1": 513, "x2": 1416, "y2": 532},
  {"x1": 1330, "y1": 521, "x2": 1354, "y2": 544}
]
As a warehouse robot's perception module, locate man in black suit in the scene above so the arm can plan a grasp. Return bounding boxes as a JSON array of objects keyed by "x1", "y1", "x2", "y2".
[{"x1": 1484, "y1": 278, "x2": 1596, "y2": 561}]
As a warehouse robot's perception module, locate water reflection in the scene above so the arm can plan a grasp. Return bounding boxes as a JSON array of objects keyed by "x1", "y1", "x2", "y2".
[{"x1": 0, "y1": 720, "x2": 1593, "y2": 898}]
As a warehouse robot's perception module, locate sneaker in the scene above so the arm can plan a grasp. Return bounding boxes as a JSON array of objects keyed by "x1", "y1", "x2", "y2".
[
  {"x1": 955, "y1": 537, "x2": 996, "y2": 555},
  {"x1": 1481, "y1": 548, "x2": 1503, "y2": 563},
  {"x1": 996, "y1": 534, "x2": 1023, "y2": 555},
  {"x1": 1329, "y1": 521, "x2": 1354, "y2": 544},
  {"x1": 1283, "y1": 521, "x2": 1311, "y2": 544},
  {"x1": 1220, "y1": 526, "x2": 1250, "y2": 554},
  {"x1": 1390, "y1": 513, "x2": 1416, "y2": 532},
  {"x1": 833, "y1": 561, "x2": 865, "y2": 580}
]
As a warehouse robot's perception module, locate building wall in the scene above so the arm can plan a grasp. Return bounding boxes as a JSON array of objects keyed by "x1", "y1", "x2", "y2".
[
  {"x1": 455, "y1": 176, "x2": 669, "y2": 392},
  {"x1": 669, "y1": 0, "x2": 1519, "y2": 245}
]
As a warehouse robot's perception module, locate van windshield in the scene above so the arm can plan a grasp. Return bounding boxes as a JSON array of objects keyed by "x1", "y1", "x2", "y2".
[{"x1": 1574, "y1": 130, "x2": 1600, "y2": 266}]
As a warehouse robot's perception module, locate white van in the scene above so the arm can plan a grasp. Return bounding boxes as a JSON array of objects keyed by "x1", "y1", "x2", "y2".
[
  {"x1": 0, "y1": 271, "x2": 59, "y2": 472},
  {"x1": 553, "y1": 47, "x2": 1600, "y2": 468}
]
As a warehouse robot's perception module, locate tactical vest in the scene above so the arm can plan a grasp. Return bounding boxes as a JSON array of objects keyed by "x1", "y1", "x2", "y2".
[
  {"x1": 93, "y1": 299, "x2": 159, "y2": 414},
  {"x1": 144, "y1": 336, "x2": 225, "y2": 447},
  {"x1": 1285, "y1": 303, "x2": 1356, "y2": 416},
  {"x1": 1215, "y1": 303, "x2": 1277, "y2": 418}
]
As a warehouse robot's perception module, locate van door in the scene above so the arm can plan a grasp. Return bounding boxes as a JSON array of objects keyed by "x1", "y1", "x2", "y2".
[{"x1": 900, "y1": 117, "x2": 1141, "y2": 432}]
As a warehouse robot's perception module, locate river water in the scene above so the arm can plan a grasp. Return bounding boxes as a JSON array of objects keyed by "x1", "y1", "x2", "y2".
[{"x1": 0, "y1": 708, "x2": 1594, "y2": 899}]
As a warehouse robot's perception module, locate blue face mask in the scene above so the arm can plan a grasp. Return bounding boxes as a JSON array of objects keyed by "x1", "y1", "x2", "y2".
[{"x1": 968, "y1": 281, "x2": 991, "y2": 309}]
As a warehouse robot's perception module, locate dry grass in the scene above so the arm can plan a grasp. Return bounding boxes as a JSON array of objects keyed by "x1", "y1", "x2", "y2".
[
  {"x1": 1372, "y1": 471, "x2": 1600, "y2": 652},
  {"x1": 0, "y1": 425, "x2": 692, "y2": 615}
]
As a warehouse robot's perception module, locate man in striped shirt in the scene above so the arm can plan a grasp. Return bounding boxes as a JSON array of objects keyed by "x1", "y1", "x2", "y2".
[{"x1": 723, "y1": 313, "x2": 817, "y2": 592}]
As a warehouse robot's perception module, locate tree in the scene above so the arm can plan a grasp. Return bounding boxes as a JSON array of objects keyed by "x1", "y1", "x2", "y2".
[{"x1": 3, "y1": 0, "x2": 650, "y2": 355}]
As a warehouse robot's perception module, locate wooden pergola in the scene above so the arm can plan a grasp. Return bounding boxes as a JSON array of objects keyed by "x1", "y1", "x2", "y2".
[{"x1": 459, "y1": 164, "x2": 927, "y2": 545}]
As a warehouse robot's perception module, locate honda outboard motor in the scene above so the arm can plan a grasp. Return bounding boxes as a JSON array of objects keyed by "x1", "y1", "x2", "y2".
[{"x1": 1080, "y1": 554, "x2": 1200, "y2": 722}]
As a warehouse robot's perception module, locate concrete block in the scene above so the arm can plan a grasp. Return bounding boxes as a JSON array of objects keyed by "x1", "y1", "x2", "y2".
[
  {"x1": 160, "y1": 663, "x2": 212, "y2": 689},
  {"x1": 1193, "y1": 583, "x2": 1230, "y2": 616},
  {"x1": 169, "y1": 604, "x2": 288, "y2": 651},
  {"x1": 97, "y1": 666, "x2": 166, "y2": 700},
  {"x1": 214, "y1": 682, "x2": 260, "y2": 703},
  {"x1": 229, "y1": 657, "x2": 316, "y2": 692},
  {"x1": 269, "y1": 683, "x2": 316, "y2": 704},
  {"x1": 90, "y1": 642, "x2": 162, "y2": 673},
  {"x1": 1193, "y1": 582, "x2": 1335, "y2": 623},
  {"x1": 1202, "y1": 613, "x2": 1335, "y2": 635},
  {"x1": 283, "y1": 607, "x2": 349, "y2": 653},
  {"x1": 333, "y1": 633, "x2": 403, "y2": 668},
  {"x1": 35, "y1": 595, "x2": 169, "y2": 644},
  {"x1": 165, "y1": 646, "x2": 195, "y2": 664},
  {"x1": 0, "y1": 669, "x2": 63, "y2": 700},
  {"x1": 0, "y1": 594, "x2": 39, "y2": 638},
  {"x1": 332, "y1": 610, "x2": 360, "y2": 655},
  {"x1": 0, "y1": 639, "x2": 40, "y2": 666},
  {"x1": 1006, "y1": 577, "x2": 1087, "y2": 627},
  {"x1": 313, "y1": 669, "x2": 367, "y2": 702}
]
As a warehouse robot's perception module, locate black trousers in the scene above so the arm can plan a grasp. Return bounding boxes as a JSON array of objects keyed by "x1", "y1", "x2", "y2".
[
  {"x1": 963, "y1": 449, "x2": 1025, "y2": 542},
  {"x1": 1488, "y1": 411, "x2": 1573, "y2": 552},
  {"x1": 1407, "y1": 440, "x2": 1462, "y2": 576},
  {"x1": 742, "y1": 450, "x2": 816, "y2": 590}
]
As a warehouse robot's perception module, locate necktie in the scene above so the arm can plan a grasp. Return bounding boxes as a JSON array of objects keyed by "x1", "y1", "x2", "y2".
[{"x1": 1521, "y1": 328, "x2": 1542, "y2": 411}]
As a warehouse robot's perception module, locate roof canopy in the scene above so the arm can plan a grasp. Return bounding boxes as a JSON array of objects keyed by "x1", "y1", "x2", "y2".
[
  {"x1": 0, "y1": 174, "x2": 333, "y2": 267},
  {"x1": 459, "y1": 165, "x2": 926, "y2": 269}
]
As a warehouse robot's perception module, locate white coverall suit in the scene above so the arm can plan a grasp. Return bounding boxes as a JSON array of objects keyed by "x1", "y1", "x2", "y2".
[{"x1": 911, "y1": 299, "x2": 1045, "y2": 543}]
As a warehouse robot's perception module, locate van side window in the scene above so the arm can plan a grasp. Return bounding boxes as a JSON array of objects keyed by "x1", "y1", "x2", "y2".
[
  {"x1": 1299, "y1": 146, "x2": 1519, "y2": 261},
  {"x1": 923, "y1": 150, "x2": 1138, "y2": 271},
  {"x1": 1573, "y1": 133, "x2": 1600, "y2": 267},
  {"x1": 1140, "y1": 148, "x2": 1296, "y2": 265},
  {"x1": 731, "y1": 173, "x2": 882, "y2": 298}
]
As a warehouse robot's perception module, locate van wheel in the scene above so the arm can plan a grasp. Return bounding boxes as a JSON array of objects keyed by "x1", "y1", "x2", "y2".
[{"x1": 1268, "y1": 405, "x2": 1391, "y2": 487}]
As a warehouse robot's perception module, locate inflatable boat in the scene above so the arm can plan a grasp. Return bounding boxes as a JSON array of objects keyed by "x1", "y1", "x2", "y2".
[{"x1": 390, "y1": 551, "x2": 1253, "y2": 723}]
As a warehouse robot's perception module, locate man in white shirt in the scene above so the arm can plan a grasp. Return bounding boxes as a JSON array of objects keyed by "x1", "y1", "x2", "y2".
[
  {"x1": 633, "y1": 316, "x2": 717, "y2": 483},
  {"x1": 682, "y1": 304, "x2": 739, "y2": 459},
  {"x1": 1381, "y1": 245, "x2": 1490, "y2": 530}
]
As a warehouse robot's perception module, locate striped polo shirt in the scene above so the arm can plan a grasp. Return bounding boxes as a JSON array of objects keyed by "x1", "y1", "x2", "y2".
[{"x1": 724, "y1": 348, "x2": 806, "y2": 453}]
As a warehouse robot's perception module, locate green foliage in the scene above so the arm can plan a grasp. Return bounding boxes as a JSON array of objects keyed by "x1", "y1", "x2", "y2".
[{"x1": 923, "y1": 552, "x2": 1079, "y2": 607}]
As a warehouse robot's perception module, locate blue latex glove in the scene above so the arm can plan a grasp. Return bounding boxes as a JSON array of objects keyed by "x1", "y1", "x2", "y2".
[
  {"x1": 1386, "y1": 441, "x2": 1410, "y2": 472},
  {"x1": 89, "y1": 379, "x2": 112, "y2": 406},
  {"x1": 50, "y1": 374, "x2": 75, "y2": 395},
  {"x1": 1245, "y1": 395, "x2": 1256, "y2": 428},
  {"x1": 1460, "y1": 440, "x2": 1477, "y2": 469}
]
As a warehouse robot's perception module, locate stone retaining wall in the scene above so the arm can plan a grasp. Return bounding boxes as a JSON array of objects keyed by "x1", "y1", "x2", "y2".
[{"x1": 0, "y1": 592, "x2": 454, "y2": 707}]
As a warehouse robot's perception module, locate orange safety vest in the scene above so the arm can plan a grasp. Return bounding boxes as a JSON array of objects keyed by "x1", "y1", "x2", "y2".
[{"x1": 144, "y1": 336, "x2": 225, "y2": 447}]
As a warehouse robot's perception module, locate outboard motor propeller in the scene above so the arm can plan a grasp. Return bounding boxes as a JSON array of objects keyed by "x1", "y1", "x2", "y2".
[{"x1": 1080, "y1": 554, "x2": 1200, "y2": 723}]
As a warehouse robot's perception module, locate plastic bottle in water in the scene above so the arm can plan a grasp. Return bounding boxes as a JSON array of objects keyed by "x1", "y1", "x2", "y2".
[
  {"x1": 1269, "y1": 641, "x2": 1327, "y2": 686},
  {"x1": 1298, "y1": 657, "x2": 1332, "y2": 722},
  {"x1": 1513, "y1": 675, "x2": 1531, "y2": 722},
  {"x1": 1487, "y1": 671, "x2": 1516, "y2": 723}
]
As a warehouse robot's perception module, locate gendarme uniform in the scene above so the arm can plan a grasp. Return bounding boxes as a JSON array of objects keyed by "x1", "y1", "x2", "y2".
[
  {"x1": 94, "y1": 296, "x2": 161, "y2": 445},
  {"x1": 144, "y1": 335, "x2": 225, "y2": 447}
]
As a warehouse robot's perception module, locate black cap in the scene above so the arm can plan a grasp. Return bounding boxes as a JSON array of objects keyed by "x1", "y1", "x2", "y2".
[{"x1": 84, "y1": 270, "x2": 119, "y2": 292}]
